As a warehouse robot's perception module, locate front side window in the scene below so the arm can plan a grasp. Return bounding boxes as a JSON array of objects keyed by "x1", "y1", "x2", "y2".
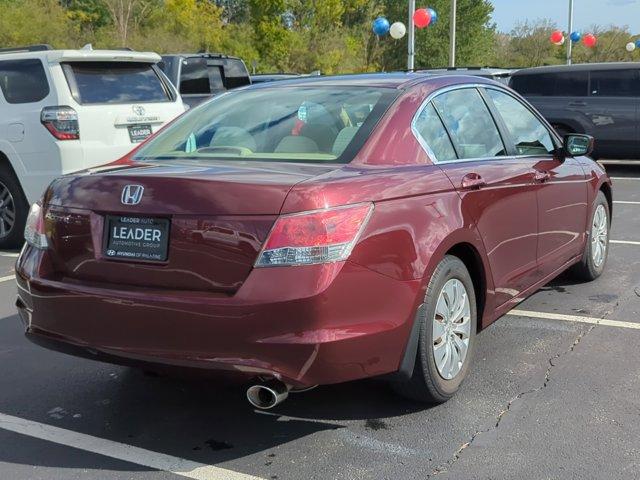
[
  {"x1": 0, "y1": 59, "x2": 49, "y2": 104},
  {"x1": 62, "y1": 62, "x2": 170, "y2": 104},
  {"x1": 413, "y1": 102, "x2": 457, "y2": 162},
  {"x1": 590, "y1": 69, "x2": 640, "y2": 97},
  {"x1": 134, "y1": 86, "x2": 396, "y2": 164},
  {"x1": 432, "y1": 88, "x2": 506, "y2": 160},
  {"x1": 553, "y1": 71, "x2": 589, "y2": 96},
  {"x1": 486, "y1": 89, "x2": 555, "y2": 156}
]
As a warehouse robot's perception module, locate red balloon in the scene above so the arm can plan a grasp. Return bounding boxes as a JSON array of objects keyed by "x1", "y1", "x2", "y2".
[
  {"x1": 583, "y1": 33, "x2": 597, "y2": 48},
  {"x1": 413, "y1": 8, "x2": 432, "y2": 28},
  {"x1": 550, "y1": 30, "x2": 564, "y2": 44}
]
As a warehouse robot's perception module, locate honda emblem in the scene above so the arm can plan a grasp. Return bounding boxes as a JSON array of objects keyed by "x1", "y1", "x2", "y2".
[{"x1": 121, "y1": 185, "x2": 144, "y2": 205}]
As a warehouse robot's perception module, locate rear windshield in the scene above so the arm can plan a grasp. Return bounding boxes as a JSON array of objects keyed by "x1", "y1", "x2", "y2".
[
  {"x1": 62, "y1": 62, "x2": 171, "y2": 104},
  {"x1": 133, "y1": 86, "x2": 397, "y2": 164}
]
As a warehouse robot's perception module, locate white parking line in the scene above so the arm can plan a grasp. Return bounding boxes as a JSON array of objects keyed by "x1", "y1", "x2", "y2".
[
  {"x1": 0, "y1": 275, "x2": 14, "y2": 284},
  {"x1": 0, "y1": 252, "x2": 19, "y2": 258},
  {"x1": 613, "y1": 201, "x2": 640, "y2": 205},
  {"x1": 509, "y1": 309, "x2": 640, "y2": 331},
  {"x1": 0, "y1": 412, "x2": 263, "y2": 480},
  {"x1": 610, "y1": 240, "x2": 640, "y2": 246},
  {"x1": 611, "y1": 177, "x2": 640, "y2": 181}
]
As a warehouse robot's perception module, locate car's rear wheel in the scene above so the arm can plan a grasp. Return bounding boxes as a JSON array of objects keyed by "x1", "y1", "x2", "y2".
[
  {"x1": 0, "y1": 164, "x2": 27, "y2": 249},
  {"x1": 394, "y1": 255, "x2": 477, "y2": 403},
  {"x1": 571, "y1": 191, "x2": 610, "y2": 281}
]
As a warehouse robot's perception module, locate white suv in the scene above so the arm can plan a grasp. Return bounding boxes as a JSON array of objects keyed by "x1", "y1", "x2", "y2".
[{"x1": 0, "y1": 45, "x2": 186, "y2": 248}]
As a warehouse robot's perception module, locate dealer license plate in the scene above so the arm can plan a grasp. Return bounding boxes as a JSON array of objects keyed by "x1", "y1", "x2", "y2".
[
  {"x1": 128, "y1": 124, "x2": 152, "y2": 143},
  {"x1": 104, "y1": 216, "x2": 170, "y2": 262}
]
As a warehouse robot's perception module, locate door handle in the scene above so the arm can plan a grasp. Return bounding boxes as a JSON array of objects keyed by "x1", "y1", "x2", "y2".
[
  {"x1": 534, "y1": 170, "x2": 551, "y2": 183},
  {"x1": 568, "y1": 101, "x2": 587, "y2": 107},
  {"x1": 460, "y1": 173, "x2": 486, "y2": 190}
]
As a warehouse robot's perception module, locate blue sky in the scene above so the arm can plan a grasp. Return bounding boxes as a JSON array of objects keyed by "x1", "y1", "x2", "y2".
[{"x1": 489, "y1": 0, "x2": 640, "y2": 33}]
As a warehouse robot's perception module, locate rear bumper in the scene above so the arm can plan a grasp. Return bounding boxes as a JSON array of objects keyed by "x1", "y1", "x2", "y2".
[{"x1": 16, "y1": 246, "x2": 422, "y2": 387}]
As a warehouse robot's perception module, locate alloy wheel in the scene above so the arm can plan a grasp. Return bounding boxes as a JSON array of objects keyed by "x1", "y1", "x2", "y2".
[
  {"x1": 591, "y1": 204, "x2": 608, "y2": 268},
  {"x1": 0, "y1": 181, "x2": 16, "y2": 240},
  {"x1": 432, "y1": 278, "x2": 472, "y2": 380}
]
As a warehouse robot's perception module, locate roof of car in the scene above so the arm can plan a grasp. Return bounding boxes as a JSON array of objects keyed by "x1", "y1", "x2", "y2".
[
  {"x1": 513, "y1": 62, "x2": 640, "y2": 76},
  {"x1": 418, "y1": 67, "x2": 513, "y2": 76},
  {"x1": 162, "y1": 53, "x2": 243, "y2": 61},
  {"x1": 244, "y1": 72, "x2": 499, "y2": 90},
  {"x1": 0, "y1": 48, "x2": 161, "y2": 63}
]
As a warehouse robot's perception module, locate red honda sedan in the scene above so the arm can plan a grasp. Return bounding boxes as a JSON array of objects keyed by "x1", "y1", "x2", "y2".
[{"x1": 16, "y1": 74, "x2": 611, "y2": 409}]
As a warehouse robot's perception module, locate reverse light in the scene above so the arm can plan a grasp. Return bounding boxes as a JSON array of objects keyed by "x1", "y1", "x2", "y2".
[
  {"x1": 41, "y1": 106, "x2": 79, "y2": 140},
  {"x1": 255, "y1": 203, "x2": 373, "y2": 267},
  {"x1": 24, "y1": 202, "x2": 48, "y2": 249}
]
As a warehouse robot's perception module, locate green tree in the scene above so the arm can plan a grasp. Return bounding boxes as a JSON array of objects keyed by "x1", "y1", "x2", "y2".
[
  {"x1": 248, "y1": 0, "x2": 292, "y2": 71},
  {"x1": 0, "y1": 0, "x2": 75, "y2": 48}
]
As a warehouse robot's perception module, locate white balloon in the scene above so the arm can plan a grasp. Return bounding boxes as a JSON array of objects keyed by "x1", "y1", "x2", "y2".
[
  {"x1": 390, "y1": 22, "x2": 407, "y2": 40},
  {"x1": 626, "y1": 42, "x2": 636, "y2": 52}
]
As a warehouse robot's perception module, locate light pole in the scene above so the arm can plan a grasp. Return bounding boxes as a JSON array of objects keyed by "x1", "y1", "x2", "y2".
[
  {"x1": 449, "y1": 0, "x2": 457, "y2": 67},
  {"x1": 408, "y1": 0, "x2": 415, "y2": 70},
  {"x1": 567, "y1": 0, "x2": 574, "y2": 65},
  {"x1": 407, "y1": 1, "x2": 457, "y2": 70}
]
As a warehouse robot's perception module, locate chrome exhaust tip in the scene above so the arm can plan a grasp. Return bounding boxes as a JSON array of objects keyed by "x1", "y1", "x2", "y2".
[{"x1": 246, "y1": 379, "x2": 289, "y2": 409}]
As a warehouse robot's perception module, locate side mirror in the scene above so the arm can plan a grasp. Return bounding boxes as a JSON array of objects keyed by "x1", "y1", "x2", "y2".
[{"x1": 563, "y1": 134, "x2": 594, "y2": 157}]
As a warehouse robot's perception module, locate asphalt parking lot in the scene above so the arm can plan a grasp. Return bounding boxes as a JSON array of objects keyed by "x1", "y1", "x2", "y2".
[{"x1": 0, "y1": 163, "x2": 638, "y2": 480}]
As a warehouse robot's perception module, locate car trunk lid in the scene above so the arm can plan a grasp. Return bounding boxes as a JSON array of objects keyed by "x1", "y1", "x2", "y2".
[{"x1": 44, "y1": 161, "x2": 337, "y2": 293}]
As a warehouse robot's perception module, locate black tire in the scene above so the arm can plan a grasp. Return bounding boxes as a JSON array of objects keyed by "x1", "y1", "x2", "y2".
[
  {"x1": 393, "y1": 255, "x2": 477, "y2": 404},
  {"x1": 0, "y1": 162, "x2": 28, "y2": 249},
  {"x1": 571, "y1": 191, "x2": 610, "y2": 281}
]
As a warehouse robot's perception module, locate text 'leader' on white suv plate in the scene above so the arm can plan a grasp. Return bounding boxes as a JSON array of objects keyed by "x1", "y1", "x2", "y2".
[{"x1": 0, "y1": 44, "x2": 186, "y2": 248}]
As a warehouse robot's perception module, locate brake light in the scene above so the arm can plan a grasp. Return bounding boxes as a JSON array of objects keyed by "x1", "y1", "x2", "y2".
[
  {"x1": 255, "y1": 203, "x2": 373, "y2": 267},
  {"x1": 24, "y1": 202, "x2": 48, "y2": 249},
  {"x1": 41, "y1": 106, "x2": 79, "y2": 140}
]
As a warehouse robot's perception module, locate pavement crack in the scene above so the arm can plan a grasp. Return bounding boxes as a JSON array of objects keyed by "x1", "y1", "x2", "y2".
[{"x1": 428, "y1": 311, "x2": 609, "y2": 478}]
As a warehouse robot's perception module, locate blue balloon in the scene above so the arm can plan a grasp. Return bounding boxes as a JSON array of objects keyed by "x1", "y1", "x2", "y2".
[
  {"x1": 570, "y1": 31, "x2": 581, "y2": 42},
  {"x1": 428, "y1": 8, "x2": 438, "y2": 24},
  {"x1": 372, "y1": 17, "x2": 390, "y2": 36},
  {"x1": 636, "y1": 39, "x2": 640, "y2": 48}
]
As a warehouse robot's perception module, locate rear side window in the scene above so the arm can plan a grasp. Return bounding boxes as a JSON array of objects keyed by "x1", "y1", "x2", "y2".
[
  {"x1": 179, "y1": 57, "x2": 251, "y2": 95},
  {"x1": 486, "y1": 89, "x2": 555, "y2": 156},
  {"x1": 179, "y1": 58, "x2": 210, "y2": 95},
  {"x1": 432, "y1": 88, "x2": 506, "y2": 160},
  {"x1": 62, "y1": 62, "x2": 170, "y2": 104},
  {"x1": 413, "y1": 103, "x2": 457, "y2": 162},
  {"x1": 590, "y1": 69, "x2": 640, "y2": 97},
  {"x1": 0, "y1": 59, "x2": 49, "y2": 104},
  {"x1": 511, "y1": 71, "x2": 588, "y2": 97},
  {"x1": 220, "y1": 59, "x2": 250, "y2": 89}
]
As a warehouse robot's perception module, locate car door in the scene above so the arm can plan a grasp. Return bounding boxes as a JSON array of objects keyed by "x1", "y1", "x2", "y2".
[
  {"x1": 483, "y1": 87, "x2": 589, "y2": 279},
  {"x1": 414, "y1": 87, "x2": 540, "y2": 307},
  {"x1": 586, "y1": 68, "x2": 640, "y2": 158}
]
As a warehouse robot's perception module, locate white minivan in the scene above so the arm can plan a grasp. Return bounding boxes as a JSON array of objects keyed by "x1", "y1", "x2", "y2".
[{"x1": 0, "y1": 45, "x2": 186, "y2": 248}]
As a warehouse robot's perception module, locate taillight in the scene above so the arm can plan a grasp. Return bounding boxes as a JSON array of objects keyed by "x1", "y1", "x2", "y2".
[
  {"x1": 24, "y1": 202, "x2": 48, "y2": 249},
  {"x1": 41, "y1": 106, "x2": 79, "y2": 140},
  {"x1": 255, "y1": 203, "x2": 373, "y2": 267}
]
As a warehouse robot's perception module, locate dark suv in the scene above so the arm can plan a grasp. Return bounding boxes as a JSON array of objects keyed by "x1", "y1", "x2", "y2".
[
  {"x1": 159, "y1": 53, "x2": 251, "y2": 107},
  {"x1": 510, "y1": 63, "x2": 640, "y2": 159}
]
